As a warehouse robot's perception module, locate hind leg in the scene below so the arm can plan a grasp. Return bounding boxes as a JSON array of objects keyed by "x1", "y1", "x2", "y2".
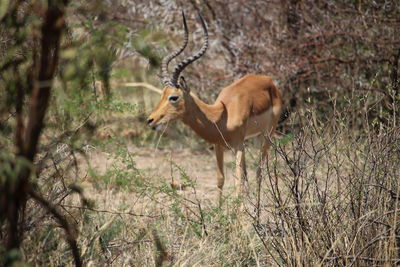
[
  {"x1": 255, "y1": 127, "x2": 276, "y2": 219},
  {"x1": 256, "y1": 136, "x2": 272, "y2": 181},
  {"x1": 234, "y1": 144, "x2": 247, "y2": 197},
  {"x1": 256, "y1": 114, "x2": 278, "y2": 182}
]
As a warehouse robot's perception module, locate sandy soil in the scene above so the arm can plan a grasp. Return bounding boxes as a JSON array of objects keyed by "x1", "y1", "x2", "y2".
[{"x1": 84, "y1": 145, "x2": 260, "y2": 202}]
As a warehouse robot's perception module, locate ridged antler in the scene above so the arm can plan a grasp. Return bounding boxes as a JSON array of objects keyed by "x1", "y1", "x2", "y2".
[
  {"x1": 170, "y1": 13, "x2": 208, "y2": 87},
  {"x1": 161, "y1": 11, "x2": 189, "y2": 86}
]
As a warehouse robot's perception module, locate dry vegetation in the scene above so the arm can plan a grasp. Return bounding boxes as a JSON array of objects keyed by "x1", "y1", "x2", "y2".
[{"x1": 1, "y1": 0, "x2": 400, "y2": 266}]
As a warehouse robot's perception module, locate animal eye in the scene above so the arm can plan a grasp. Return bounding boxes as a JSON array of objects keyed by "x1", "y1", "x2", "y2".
[{"x1": 168, "y1": 95, "x2": 179, "y2": 102}]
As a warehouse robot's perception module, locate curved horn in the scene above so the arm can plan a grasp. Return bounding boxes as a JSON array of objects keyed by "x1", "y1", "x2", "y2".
[
  {"x1": 161, "y1": 11, "x2": 189, "y2": 86},
  {"x1": 170, "y1": 12, "x2": 208, "y2": 87}
]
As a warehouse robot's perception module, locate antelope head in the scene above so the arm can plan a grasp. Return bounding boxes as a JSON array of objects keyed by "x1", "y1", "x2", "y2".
[{"x1": 147, "y1": 11, "x2": 208, "y2": 131}]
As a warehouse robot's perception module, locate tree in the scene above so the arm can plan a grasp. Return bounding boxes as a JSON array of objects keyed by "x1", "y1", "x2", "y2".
[{"x1": 0, "y1": 1, "x2": 81, "y2": 266}]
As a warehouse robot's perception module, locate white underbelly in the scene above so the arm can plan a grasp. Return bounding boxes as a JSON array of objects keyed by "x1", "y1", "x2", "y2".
[{"x1": 245, "y1": 108, "x2": 274, "y2": 139}]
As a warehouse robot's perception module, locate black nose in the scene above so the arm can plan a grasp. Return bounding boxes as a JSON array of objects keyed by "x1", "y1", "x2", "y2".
[{"x1": 147, "y1": 118, "x2": 154, "y2": 125}]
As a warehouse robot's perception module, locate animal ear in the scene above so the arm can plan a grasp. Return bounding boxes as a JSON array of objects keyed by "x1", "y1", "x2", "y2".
[{"x1": 179, "y1": 76, "x2": 190, "y2": 93}]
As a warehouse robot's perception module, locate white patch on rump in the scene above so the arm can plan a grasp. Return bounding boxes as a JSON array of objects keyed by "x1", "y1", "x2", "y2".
[{"x1": 245, "y1": 108, "x2": 274, "y2": 139}]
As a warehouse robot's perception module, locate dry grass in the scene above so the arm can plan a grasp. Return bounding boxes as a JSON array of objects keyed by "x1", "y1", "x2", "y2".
[{"x1": 12, "y1": 106, "x2": 399, "y2": 266}]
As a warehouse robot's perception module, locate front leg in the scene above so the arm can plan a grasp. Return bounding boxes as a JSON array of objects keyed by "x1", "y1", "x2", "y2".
[
  {"x1": 235, "y1": 145, "x2": 247, "y2": 197},
  {"x1": 215, "y1": 144, "x2": 225, "y2": 202}
]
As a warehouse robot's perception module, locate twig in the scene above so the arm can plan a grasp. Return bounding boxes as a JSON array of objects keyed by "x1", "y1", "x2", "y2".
[
  {"x1": 60, "y1": 204, "x2": 160, "y2": 218},
  {"x1": 121, "y1": 82, "x2": 162, "y2": 94},
  {"x1": 29, "y1": 189, "x2": 82, "y2": 267},
  {"x1": 325, "y1": 255, "x2": 400, "y2": 264}
]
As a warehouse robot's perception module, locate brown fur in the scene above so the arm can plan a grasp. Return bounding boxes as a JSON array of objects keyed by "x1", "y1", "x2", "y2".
[{"x1": 147, "y1": 74, "x2": 282, "y2": 198}]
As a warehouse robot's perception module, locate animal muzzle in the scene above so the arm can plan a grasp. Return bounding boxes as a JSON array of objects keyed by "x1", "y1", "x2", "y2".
[
  {"x1": 146, "y1": 116, "x2": 165, "y2": 131},
  {"x1": 146, "y1": 118, "x2": 154, "y2": 125}
]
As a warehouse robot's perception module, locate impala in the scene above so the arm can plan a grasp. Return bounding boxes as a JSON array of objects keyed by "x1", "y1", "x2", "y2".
[{"x1": 147, "y1": 12, "x2": 282, "y2": 199}]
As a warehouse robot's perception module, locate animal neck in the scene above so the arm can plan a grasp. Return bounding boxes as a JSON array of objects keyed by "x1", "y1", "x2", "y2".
[{"x1": 181, "y1": 93, "x2": 225, "y2": 144}]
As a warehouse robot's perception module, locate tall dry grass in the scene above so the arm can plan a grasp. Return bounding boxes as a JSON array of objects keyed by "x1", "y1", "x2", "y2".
[{"x1": 8, "y1": 99, "x2": 398, "y2": 266}]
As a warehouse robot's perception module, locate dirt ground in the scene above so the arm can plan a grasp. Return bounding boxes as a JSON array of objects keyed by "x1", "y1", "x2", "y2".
[{"x1": 84, "y1": 145, "x2": 260, "y2": 203}]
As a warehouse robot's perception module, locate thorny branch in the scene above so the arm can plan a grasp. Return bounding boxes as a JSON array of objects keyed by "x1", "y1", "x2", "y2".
[{"x1": 1, "y1": 1, "x2": 83, "y2": 266}]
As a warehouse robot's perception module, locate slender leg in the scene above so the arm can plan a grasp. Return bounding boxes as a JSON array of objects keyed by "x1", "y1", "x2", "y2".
[
  {"x1": 215, "y1": 144, "x2": 225, "y2": 203},
  {"x1": 256, "y1": 121, "x2": 277, "y2": 182},
  {"x1": 235, "y1": 145, "x2": 246, "y2": 197},
  {"x1": 255, "y1": 129, "x2": 275, "y2": 220},
  {"x1": 256, "y1": 137, "x2": 272, "y2": 182}
]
